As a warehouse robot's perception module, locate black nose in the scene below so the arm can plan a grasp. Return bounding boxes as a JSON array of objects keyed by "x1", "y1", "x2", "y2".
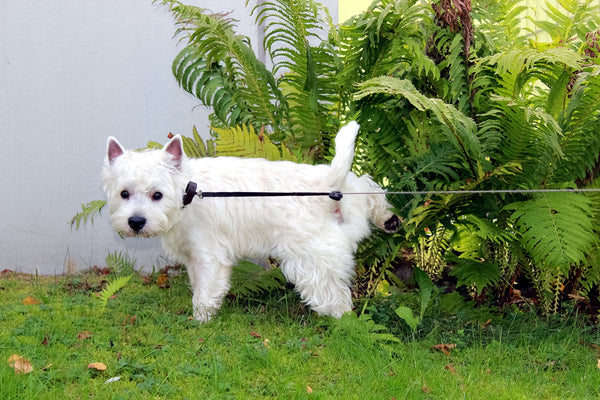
[
  {"x1": 384, "y1": 215, "x2": 400, "y2": 233},
  {"x1": 128, "y1": 216, "x2": 146, "y2": 232}
]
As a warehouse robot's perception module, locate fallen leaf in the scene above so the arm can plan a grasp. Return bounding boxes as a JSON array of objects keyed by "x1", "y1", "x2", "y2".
[
  {"x1": 433, "y1": 343, "x2": 457, "y2": 355},
  {"x1": 445, "y1": 364, "x2": 457, "y2": 374},
  {"x1": 597, "y1": 359, "x2": 600, "y2": 369},
  {"x1": 88, "y1": 362, "x2": 107, "y2": 371},
  {"x1": 77, "y1": 331, "x2": 93, "y2": 340},
  {"x1": 156, "y1": 273, "x2": 169, "y2": 288},
  {"x1": 306, "y1": 385, "x2": 313, "y2": 394},
  {"x1": 41, "y1": 334, "x2": 50, "y2": 346},
  {"x1": 122, "y1": 315, "x2": 137, "y2": 325},
  {"x1": 250, "y1": 331, "x2": 261, "y2": 338},
  {"x1": 22, "y1": 296, "x2": 40, "y2": 305},
  {"x1": 8, "y1": 354, "x2": 34, "y2": 374},
  {"x1": 263, "y1": 339, "x2": 271, "y2": 348}
]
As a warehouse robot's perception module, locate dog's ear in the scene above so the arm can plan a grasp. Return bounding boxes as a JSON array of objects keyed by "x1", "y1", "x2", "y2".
[
  {"x1": 163, "y1": 135, "x2": 184, "y2": 169},
  {"x1": 107, "y1": 137, "x2": 125, "y2": 164}
]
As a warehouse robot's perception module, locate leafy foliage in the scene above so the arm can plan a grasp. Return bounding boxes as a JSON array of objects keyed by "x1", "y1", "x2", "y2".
[
  {"x1": 96, "y1": 274, "x2": 132, "y2": 311},
  {"x1": 211, "y1": 124, "x2": 297, "y2": 161},
  {"x1": 70, "y1": 200, "x2": 106, "y2": 230},
  {"x1": 163, "y1": 0, "x2": 341, "y2": 161},
  {"x1": 229, "y1": 261, "x2": 287, "y2": 297}
]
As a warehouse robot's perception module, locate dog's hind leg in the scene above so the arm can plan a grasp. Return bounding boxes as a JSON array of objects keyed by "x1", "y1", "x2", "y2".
[{"x1": 280, "y1": 245, "x2": 355, "y2": 319}]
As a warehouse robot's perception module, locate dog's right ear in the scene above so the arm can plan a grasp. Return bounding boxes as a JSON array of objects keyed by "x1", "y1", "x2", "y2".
[
  {"x1": 107, "y1": 137, "x2": 125, "y2": 164},
  {"x1": 163, "y1": 135, "x2": 184, "y2": 170}
]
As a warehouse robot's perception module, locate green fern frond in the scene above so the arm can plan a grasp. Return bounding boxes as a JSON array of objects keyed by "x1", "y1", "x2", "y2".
[
  {"x1": 329, "y1": 313, "x2": 400, "y2": 348},
  {"x1": 355, "y1": 76, "x2": 480, "y2": 177},
  {"x1": 105, "y1": 252, "x2": 137, "y2": 275},
  {"x1": 211, "y1": 124, "x2": 297, "y2": 161},
  {"x1": 413, "y1": 224, "x2": 450, "y2": 279},
  {"x1": 554, "y1": 66, "x2": 600, "y2": 181},
  {"x1": 69, "y1": 200, "x2": 106, "y2": 229},
  {"x1": 450, "y1": 260, "x2": 501, "y2": 295},
  {"x1": 535, "y1": 0, "x2": 600, "y2": 47},
  {"x1": 96, "y1": 275, "x2": 132, "y2": 311},
  {"x1": 228, "y1": 261, "x2": 286, "y2": 297},
  {"x1": 505, "y1": 192, "x2": 598, "y2": 273},
  {"x1": 251, "y1": 0, "x2": 340, "y2": 155},
  {"x1": 182, "y1": 125, "x2": 215, "y2": 158},
  {"x1": 167, "y1": 2, "x2": 283, "y2": 130}
]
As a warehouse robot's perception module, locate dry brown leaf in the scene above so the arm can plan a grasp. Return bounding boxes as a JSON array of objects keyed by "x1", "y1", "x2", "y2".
[
  {"x1": 122, "y1": 315, "x2": 137, "y2": 325},
  {"x1": 8, "y1": 354, "x2": 34, "y2": 374},
  {"x1": 156, "y1": 273, "x2": 169, "y2": 288},
  {"x1": 77, "y1": 331, "x2": 93, "y2": 340},
  {"x1": 41, "y1": 334, "x2": 50, "y2": 346},
  {"x1": 433, "y1": 343, "x2": 457, "y2": 355},
  {"x1": 88, "y1": 362, "x2": 107, "y2": 371},
  {"x1": 445, "y1": 364, "x2": 457, "y2": 375},
  {"x1": 250, "y1": 331, "x2": 261, "y2": 338},
  {"x1": 22, "y1": 296, "x2": 40, "y2": 305},
  {"x1": 306, "y1": 385, "x2": 313, "y2": 394},
  {"x1": 597, "y1": 359, "x2": 600, "y2": 369}
]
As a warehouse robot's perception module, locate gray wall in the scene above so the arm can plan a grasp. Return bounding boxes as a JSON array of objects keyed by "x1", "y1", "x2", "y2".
[{"x1": 0, "y1": 0, "x2": 337, "y2": 274}]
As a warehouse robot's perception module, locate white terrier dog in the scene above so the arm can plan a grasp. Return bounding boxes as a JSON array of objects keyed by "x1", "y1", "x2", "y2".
[{"x1": 102, "y1": 122, "x2": 398, "y2": 322}]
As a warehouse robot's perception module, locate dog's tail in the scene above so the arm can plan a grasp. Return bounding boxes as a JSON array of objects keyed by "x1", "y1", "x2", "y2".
[{"x1": 327, "y1": 121, "x2": 360, "y2": 188}]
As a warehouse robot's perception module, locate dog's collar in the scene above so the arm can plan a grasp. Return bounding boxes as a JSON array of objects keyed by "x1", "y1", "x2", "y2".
[{"x1": 182, "y1": 181, "x2": 197, "y2": 207}]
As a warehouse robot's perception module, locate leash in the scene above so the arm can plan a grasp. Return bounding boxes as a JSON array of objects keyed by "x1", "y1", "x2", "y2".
[
  {"x1": 183, "y1": 181, "x2": 343, "y2": 206},
  {"x1": 182, "y1": 181, "x2": 600, "y2": 207}
]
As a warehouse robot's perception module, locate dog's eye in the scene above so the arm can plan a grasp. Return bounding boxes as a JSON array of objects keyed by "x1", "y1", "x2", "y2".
[
  {"x1": 152, "y1": 192, "x2": 163, "y2": 201},
  {"x1": 120, "y1": 190, "x2": 129, "y2": 199}
]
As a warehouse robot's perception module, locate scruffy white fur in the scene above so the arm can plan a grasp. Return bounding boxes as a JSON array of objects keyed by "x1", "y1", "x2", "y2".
[{"x1": 102, "y1": 122, "x2": 398, "y2": 322}]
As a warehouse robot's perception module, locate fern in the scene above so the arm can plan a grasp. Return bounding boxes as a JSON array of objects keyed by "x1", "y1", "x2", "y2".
[
  {"x1": 96, "y1": 275, "x2": 132, "y2": 311},
  {"x1": 166, "y1": 2, "x2": 283, "y2": 130},
  {"x1": 105, "y1": 252, "x2": 137, "y2": 275},
  {"x1": 535, "y1": 0, "x2": 600, "y2": 48},
  {"x1": 182, "y1": 125, "x2": 215, "y2": 158},
  {"x1": 211, "y1": 124, "x2": 297, "y2": 161},
  {"x1": 450, "y1": 260, "x2": 501, "y2": 295},
  {"x1": 504, "y1": 192, "x2": 598, "y2": 273},
  {"x1": 70, "y1": 200, "x2": 106, "y2": 229},
  {"x1": 228, "y1": 261, "x2": 286, "y2": 297},
  {"x1": 328, "y1": 313, "x2": 400, "y2": 350}
]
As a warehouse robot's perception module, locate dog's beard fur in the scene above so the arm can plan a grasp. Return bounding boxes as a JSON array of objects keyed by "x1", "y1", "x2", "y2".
[{"x1": 102, "y1": 122, "x2": 399, "y2": 322}]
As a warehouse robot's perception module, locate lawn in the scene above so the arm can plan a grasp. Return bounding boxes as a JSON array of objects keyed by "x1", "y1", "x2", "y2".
[{"x1": 1, "y1": 268, "x2": 599, "y2": 399}]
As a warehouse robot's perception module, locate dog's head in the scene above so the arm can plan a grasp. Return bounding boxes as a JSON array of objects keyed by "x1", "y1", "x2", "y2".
[{"x1": 101, "y1": 135, "x2": 185, "y2": 237}]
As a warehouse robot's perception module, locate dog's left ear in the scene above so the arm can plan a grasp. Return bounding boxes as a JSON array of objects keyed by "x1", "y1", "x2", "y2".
[{"x1": 163, "y1": 135, "x2": 184, "y2": 170}]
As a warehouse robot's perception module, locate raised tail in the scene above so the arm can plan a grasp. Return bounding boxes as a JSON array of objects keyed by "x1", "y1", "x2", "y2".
[{"x1": 327, "y1": 121, "x2": 360, "y2": 188}]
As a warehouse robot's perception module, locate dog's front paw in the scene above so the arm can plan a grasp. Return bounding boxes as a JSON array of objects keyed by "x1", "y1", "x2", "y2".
[{"x1": 193, "y1": 306, "x2": 214, "y2": 323}]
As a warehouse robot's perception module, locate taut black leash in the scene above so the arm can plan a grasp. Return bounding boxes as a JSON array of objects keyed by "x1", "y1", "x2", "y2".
[{"x1": 182, "y1": 181, "x2": 343, "y2": 207}]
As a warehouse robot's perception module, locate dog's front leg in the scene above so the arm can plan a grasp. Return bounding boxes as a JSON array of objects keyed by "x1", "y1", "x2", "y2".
[{"x1": 188, "y1": 260, "x2": 233, "y2": 322}]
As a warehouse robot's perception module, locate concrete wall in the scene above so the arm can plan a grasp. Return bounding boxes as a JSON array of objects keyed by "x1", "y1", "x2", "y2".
[{"x1": 0, "y1": 0, "x2": 337, "y2": 274}]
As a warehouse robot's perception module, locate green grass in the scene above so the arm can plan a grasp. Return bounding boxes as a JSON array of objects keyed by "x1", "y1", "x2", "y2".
[{"x1": 1, "y1": 270, "x2": 599, "y2": 399}]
